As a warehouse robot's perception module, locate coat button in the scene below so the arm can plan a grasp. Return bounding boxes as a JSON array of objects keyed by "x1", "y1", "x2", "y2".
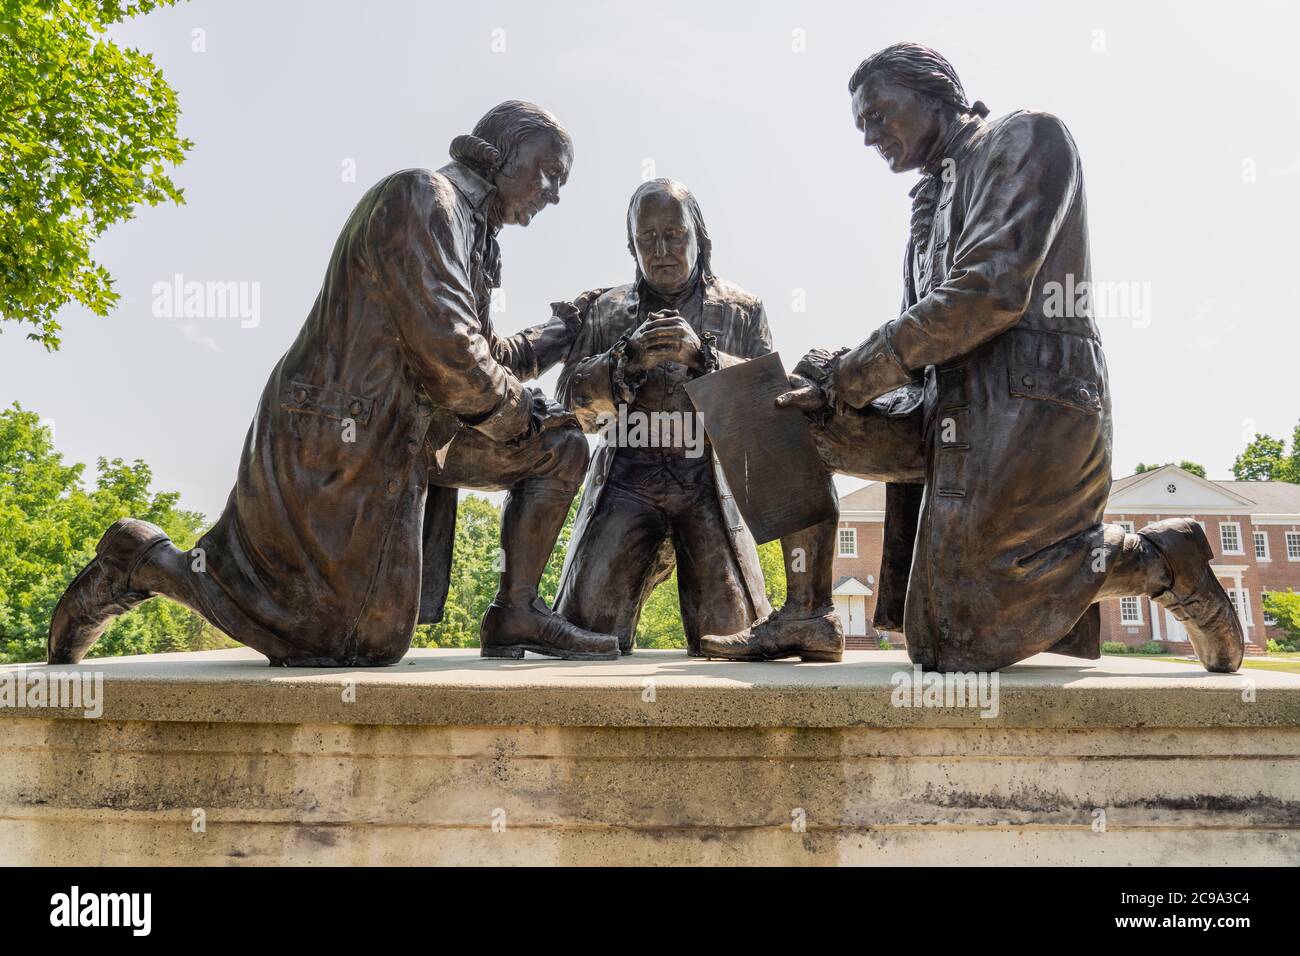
[
  {"x1": 1021, "y1": 374, "x2": 1035, "y2": 388},
  {"x1": 348, "y1": 400, "x2": 364, "y2": 416},
  {"x1": 293, "y1": 388, "x2": 307, "y2": 402},
  {"x1": 387, "y1": 479, "x2": 401, "y2": 494}
]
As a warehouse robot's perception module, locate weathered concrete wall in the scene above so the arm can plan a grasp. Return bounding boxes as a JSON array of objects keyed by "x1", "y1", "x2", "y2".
[{"x1": 2, "y1": 649, "x2": 1298, "y2": 865}]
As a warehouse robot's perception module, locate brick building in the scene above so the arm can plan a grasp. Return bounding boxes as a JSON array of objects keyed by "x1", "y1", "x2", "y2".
[{"x1": 831, "y1": 464, "x2": 1300, "y2": 654}]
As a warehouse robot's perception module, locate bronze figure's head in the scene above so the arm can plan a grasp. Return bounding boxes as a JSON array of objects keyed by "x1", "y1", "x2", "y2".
[
  {"x1": 451, "y1": 100, "x2": 573, "y2": 227},
  {"x1": 625, "y1": 179, "x2": 713, "y2": 296},
  {"x1": 848, "y1": 42, "x2": 988, "y2": 173}
]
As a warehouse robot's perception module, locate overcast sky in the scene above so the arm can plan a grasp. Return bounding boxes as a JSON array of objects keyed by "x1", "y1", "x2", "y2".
[{"x1": 3, "y1": 0, "x2": 1298, "y2": 519}]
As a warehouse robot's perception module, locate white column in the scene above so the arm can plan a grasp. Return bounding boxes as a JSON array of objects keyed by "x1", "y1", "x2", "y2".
[
  {"x1": 1233, "y1": 571, "x2": 1248, "y2": 632},
  {"x1": 1149, "y1": 598, "x2": 1162, "y2": 641}
]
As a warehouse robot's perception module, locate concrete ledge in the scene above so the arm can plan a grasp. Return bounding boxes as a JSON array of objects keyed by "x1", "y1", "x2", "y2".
[
  {"x1": 1, "y1": 648, "x2": 1296, "y2": 728},
  {"x1": 2, "y1": 649, "x2": 1299, "y2": 865}
]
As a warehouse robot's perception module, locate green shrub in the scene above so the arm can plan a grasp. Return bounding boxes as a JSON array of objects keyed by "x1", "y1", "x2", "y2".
[
  {"x1": 1137, "y1": 640, "x2": 1166, "y2": 654},
  {"x1": 1101, "y1": 641, "x2": 1130, "y2": 654}
]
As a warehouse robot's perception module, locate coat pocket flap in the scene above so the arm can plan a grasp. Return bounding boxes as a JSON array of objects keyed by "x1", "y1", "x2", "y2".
[
  {"x1": 282, "y1": 381, "x2": 374, "y2": 425},
  {"x1": 1007, "y1": 366, "x2": 1101, "y2": 413}
]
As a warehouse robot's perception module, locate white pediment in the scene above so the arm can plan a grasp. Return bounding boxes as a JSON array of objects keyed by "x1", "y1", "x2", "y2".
[
  {"x1": 1109, "y1": 465, "x2": 1255, "y2": 512},
  {"x1": 832, "y1": 577, "x2": 874, "y2": 596}
]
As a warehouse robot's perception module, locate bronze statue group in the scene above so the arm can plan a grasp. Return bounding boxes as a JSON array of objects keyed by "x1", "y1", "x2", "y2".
[{"x1": 48, "y1": 43, "x2": 1244, "y2": 674}]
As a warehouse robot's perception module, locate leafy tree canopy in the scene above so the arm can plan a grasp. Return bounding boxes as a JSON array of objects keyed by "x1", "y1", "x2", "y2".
[
  {"x1": 0, "y1": 401, "x2": 225, "y2": 662},
  {"x1": 1232, "y1": 427, "x2": 1299, "y2": 483},
  {"x1": 1263, "y1": 590, "x2": 1300, "y2": 650},
  {"x1": 1, "y1": 0, "x2": 191, "y2": 349}
]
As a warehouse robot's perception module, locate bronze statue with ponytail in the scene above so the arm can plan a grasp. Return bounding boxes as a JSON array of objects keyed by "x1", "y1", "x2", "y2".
[
  {"x1": 848, "y1": 41, "x2": 989, "y2": 118},
  {"x1": 450, "y1": 99, "x2": 572, "y2": 179}
]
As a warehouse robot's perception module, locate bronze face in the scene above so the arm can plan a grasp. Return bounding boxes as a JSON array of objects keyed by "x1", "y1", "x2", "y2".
[
  {"x1": 630, "y1": 187, "x2": 699, "y2": 295},
  {"x1": 851, "y1": 73, "x2": 951, "y2": 173},
  {"x1": 493, "y1": 130, "x2": 571, "y2": 226}
]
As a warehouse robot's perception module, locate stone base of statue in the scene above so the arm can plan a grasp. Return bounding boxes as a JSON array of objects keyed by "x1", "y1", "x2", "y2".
[{"x1": 1, "y1": 648, "x2": 1297, "y2": 865}]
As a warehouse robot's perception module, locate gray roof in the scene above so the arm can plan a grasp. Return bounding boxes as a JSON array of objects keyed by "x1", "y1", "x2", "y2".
[
  {"x1": 839, "y1": 482, "x2": 886, "y2": 511},
  {"x1": 1214, "y1": 481, "x2": 1300, "y2": 512},
  {"x1": 1112, "y1": 468, "x2": 1300, "y2": 515},
  {"x1": 1109, "y1": 472, "x2": 1147, "y2": 495},
  {"x1": 839, "y1": 472, "x2": 1300, "y2": 517}
]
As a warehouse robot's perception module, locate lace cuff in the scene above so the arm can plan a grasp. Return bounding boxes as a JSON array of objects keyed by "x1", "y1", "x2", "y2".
[
  {"x1": 793, "y1": 347, "x2": 850, "y2": 389},
  {"x1": 697, "y1": 331, "x2": 720, "y2": 374},
  {"x1": 610, "y1": 333, "x2": 647, "y2": 404}
]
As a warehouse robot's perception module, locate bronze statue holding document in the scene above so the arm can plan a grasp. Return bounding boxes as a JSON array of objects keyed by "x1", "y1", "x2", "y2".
[{"x1": 699, "y1": 42, "x2": 1243, "y2": 674}]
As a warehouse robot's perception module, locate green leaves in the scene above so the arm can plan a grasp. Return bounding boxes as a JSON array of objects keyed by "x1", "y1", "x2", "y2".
[
  {"x1": 1232, "y1": 429, "x2": 1299, "y2": 483},
  {"x1": 0, "y1": 0, "x2": 191, "y2": 349},
  {"x1": 1263, "y1": 591, "x2": 1300, "y2": 650},
  {"x1": 414, "y1": 495, "x2": 507, "y2": 648},
  {"x1": 636, "y1": 538, "x2": 786, "y2": 649},
  {"x1": 0, "y1": 401, "x2": 225, "y2": 662}
]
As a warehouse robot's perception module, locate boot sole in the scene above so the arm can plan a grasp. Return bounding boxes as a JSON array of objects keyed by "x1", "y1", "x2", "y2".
[
  {"x1": 48, "y1": 520, "x2": 166, "y2": 664},
  {"x1": 799, "y1": 650, "x2": 843, "y2": 662},
  {"x1": 48, "y1": 520, "x2": 135, "y2": 662},
  {"x1": 481, "y1": 644, "x2": 620, "y2": 661},
  {"x1": 704, "y1": 649, "x2": 843, "y2": 663},
  {"x1": 1175, "y1": 573, "x2": 1245, "y2": 673},
  {"x1": 1160, "y1": 519, "x2": 1244, "y2": 672}
]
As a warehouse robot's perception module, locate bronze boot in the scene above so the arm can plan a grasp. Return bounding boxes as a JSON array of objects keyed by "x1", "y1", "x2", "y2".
[
  {"x1": 700, "y1": 604, "x2": 844, "y2": 662},
  {"x1": 480, "y1": 598, "x2": 621, "y2": 660},
  {"x1": 1140, "y1": 517, "x2": 1244, "y2": 673},
  {"x1": 48, "y1": 518, "x2": 169, "y2": 664}
]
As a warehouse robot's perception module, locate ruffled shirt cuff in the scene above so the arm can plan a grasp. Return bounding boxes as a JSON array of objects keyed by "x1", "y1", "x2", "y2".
[
  {"x1": 828, "y1": 321, "x2": 916, "y2": 409},
  {"x1": 610, "y1": 332, "x2": 648, "y2": 404}
]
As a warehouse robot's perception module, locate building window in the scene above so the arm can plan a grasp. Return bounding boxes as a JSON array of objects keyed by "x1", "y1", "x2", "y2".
[
  {"x1": 837, "y1": 528, "x2": 857, "y2": 557},
  {"x1": 1227, "y1": 589, "x2": 1253, "y2": 627},
  {"x1": 1116, "y1": 520, "x2": 1135, "y2": 534},
  {"x1": 1119, "y1": 596, "x2": 1143, "y2": 625},
  {"x1": 1219, "y1": 522, "x2": 1242, "y2": 554},
  {"x1": 1254, "y1": 531, "x2": 1270, "y2": 561},
  {"x1": 1288, "y1": 532, "x2": 1300, "y2": 561},
  {"x1": 1263, "y1": 592, "x2": 1277, "y2": 627}
]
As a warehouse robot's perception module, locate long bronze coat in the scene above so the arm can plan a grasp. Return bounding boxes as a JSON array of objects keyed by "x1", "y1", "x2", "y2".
[
  {"x1": 194, "y1": 162, "x2": 571, "y2": 661},
  {"x1": 831, "y1": 112, "x2": 1109, "y2": 670},
  {"x1": 555, "y1": 277, "x2": 773, "y2": 622}
]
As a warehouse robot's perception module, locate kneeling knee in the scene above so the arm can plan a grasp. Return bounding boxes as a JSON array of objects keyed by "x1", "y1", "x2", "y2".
[{"x1": 547, "y1": 426, "x2": 590, "y2": 485}]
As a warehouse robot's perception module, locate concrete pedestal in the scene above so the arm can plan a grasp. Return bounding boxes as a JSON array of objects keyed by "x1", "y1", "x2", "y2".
[{"x1": 1, "y1": 649, "x2": 1297, "y2": 865}]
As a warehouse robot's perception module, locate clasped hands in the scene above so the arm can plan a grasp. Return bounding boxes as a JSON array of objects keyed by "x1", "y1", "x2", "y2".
[
  {"x1": 624, "y1": 309, "x2": 706, "y2": 374},
  {"x1": 547, "y1": 292, "x2": 841, "y2": 423},
  {"x1": 623, "y1": 309, "x2": 835, "y2": 413}
]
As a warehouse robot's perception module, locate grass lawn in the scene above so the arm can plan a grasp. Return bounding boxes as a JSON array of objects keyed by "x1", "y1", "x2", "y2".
[
  {"x1": 1103, "y1": 651, "x2": 1300, "y2": 675},
  {"x1": 1240, "y1": 658, "x2": 1300, "y2": 674}
]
